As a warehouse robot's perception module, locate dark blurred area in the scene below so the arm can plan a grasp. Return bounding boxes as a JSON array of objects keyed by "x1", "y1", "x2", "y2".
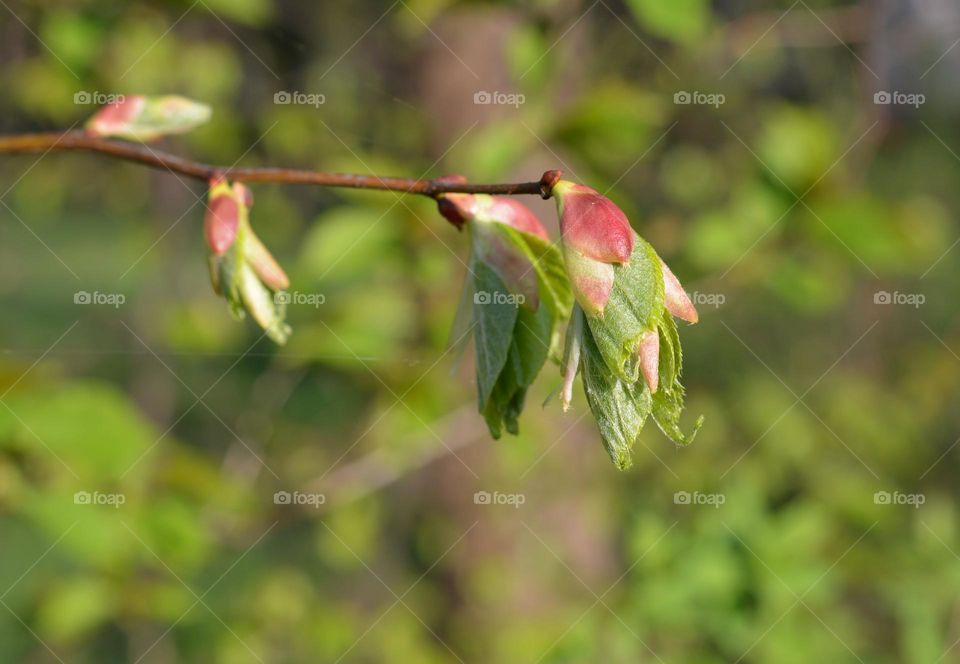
[{"x1": 1, "y1": 0, "x2": 960, "y2": 662}]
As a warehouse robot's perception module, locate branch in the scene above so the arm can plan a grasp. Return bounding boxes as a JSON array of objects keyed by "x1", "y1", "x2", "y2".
[{"x1": 0, "y1": 130, "x2": 555, "y2": 198}]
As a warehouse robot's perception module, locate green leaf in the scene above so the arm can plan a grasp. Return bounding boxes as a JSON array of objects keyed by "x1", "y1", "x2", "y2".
[
  {"x1": 512, "y1": 299, "x2": 553, "y2": 386},
  {"x1": 483, "y1": 358, "x2": 524, "y2": 438},
  {"x1": 472, "y1": 236, "x2": 557, "y2": 438},
  {"x1": 586, "y1": 233, "x2": 664, "y2": 381},
  {"x1": 239, "y1": 263, "x2": 290, "y2": 344},
  {"x1": 658, "y1": 306, "x2": 682, "y2": 387},
  {"x1": 482, "y1": 299, "x2": 555, "y2": 435},
  {"x1": 651, "y1": 381, "x2": 703, "y2": 446},
  {"x1": 651, "y1": 313, "x2": 703, "y2": 446},
  {"x1": 472, "y1": 260, "x2": 519, "y2": 411},
  {"x1": 579, "y1": 307, "x2": 652, "y2": 470}
]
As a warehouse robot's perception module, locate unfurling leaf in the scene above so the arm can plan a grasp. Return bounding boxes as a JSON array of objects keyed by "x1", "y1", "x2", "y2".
[
  {"x1": 553, "y1": 179, "x2": 702, "y2": 468},
  {"x1": 204, "y1": 178, "x2": 290, "y2": 344},
  {"x1": 440, "y1": 193, "x2": 568, "y2": 438}
]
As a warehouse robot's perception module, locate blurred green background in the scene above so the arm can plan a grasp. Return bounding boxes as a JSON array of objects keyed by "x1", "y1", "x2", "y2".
[{"x1": 1, "y1": 0, "x2": 959, "y2": 662}]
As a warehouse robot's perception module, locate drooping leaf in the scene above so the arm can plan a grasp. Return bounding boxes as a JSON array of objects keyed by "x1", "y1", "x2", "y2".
[
  {"x1": 483, "y1": 356, "x2": 524, "y2": 438},
  {"x1": 472, "y1": 260, "x2": 518, "y2": 411},
  {"x1": 494, "y1": 224, "x2": 572, "y2": 360}
]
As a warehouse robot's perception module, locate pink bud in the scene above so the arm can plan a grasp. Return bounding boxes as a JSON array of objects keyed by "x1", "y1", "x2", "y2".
[
  {"x1": 660, "y1": 260, "x2": 698, "y2": 324},
  {"x1": 85, "y1": 95, "x2": 147, "y2": 137},
  {"x1": 553, "y1": 181, "x2": 634, "y2": 264},
  {"x1": 204, "y1": 179, "x2": 239, "y2": 255},
  {"x1": 637, "y1": 329, "x2": 659, "y2": 393},
  {"x1": 562, "y1": 246, "x2": 615, "y2": 316}
]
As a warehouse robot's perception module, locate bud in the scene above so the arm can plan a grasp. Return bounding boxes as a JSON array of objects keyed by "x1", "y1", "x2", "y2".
[
  {"x1": 85, "y1": 94, "x2": 211, "y2": 142},
  {"x1": 553, "y1": 180, "x2": 633, "y2": 264},
  {"x1": 204, "y1": 177, "x2": 239, "y2": 255},
  {"x1": 660, "y1": 260, "x2": 698, "y2": 323},
  {"x1": 552, "y1": 180, "x2": 636, "y2": 316}
]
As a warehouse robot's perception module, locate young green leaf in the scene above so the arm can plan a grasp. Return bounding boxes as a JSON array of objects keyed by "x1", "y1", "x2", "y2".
[
  {"x1": 579, "y1": 307, "x2": 652, "y2": 469},
  {"x1": 585, "y1": 233, "x2": 664, "y2": 382}
]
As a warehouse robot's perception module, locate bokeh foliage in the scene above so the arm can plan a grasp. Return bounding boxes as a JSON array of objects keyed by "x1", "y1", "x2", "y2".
[{"x1": 1, "y1": 0, "x2": 960, "y2": 662}]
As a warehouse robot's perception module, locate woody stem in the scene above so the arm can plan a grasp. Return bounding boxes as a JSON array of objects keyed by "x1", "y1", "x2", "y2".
[{"x1": 0, "y1": 130, "x2": 558, "y2": 198}]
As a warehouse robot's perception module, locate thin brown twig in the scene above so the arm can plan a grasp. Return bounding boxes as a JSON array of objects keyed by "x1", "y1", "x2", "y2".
[{"x1": 0, "y1": 130, "x2": 557, "y2": 198}]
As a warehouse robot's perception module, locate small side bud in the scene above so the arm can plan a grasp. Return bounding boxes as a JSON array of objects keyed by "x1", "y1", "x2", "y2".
[
  {"x1": 637, "y1": 329, "x2": 659, "y2": 393},
  {"x1": 540, "y1": 170, "x2": 563, "y2": 198},
  {"x1": 661, "y1": 260, "x2": 698, "y2": 324}
]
